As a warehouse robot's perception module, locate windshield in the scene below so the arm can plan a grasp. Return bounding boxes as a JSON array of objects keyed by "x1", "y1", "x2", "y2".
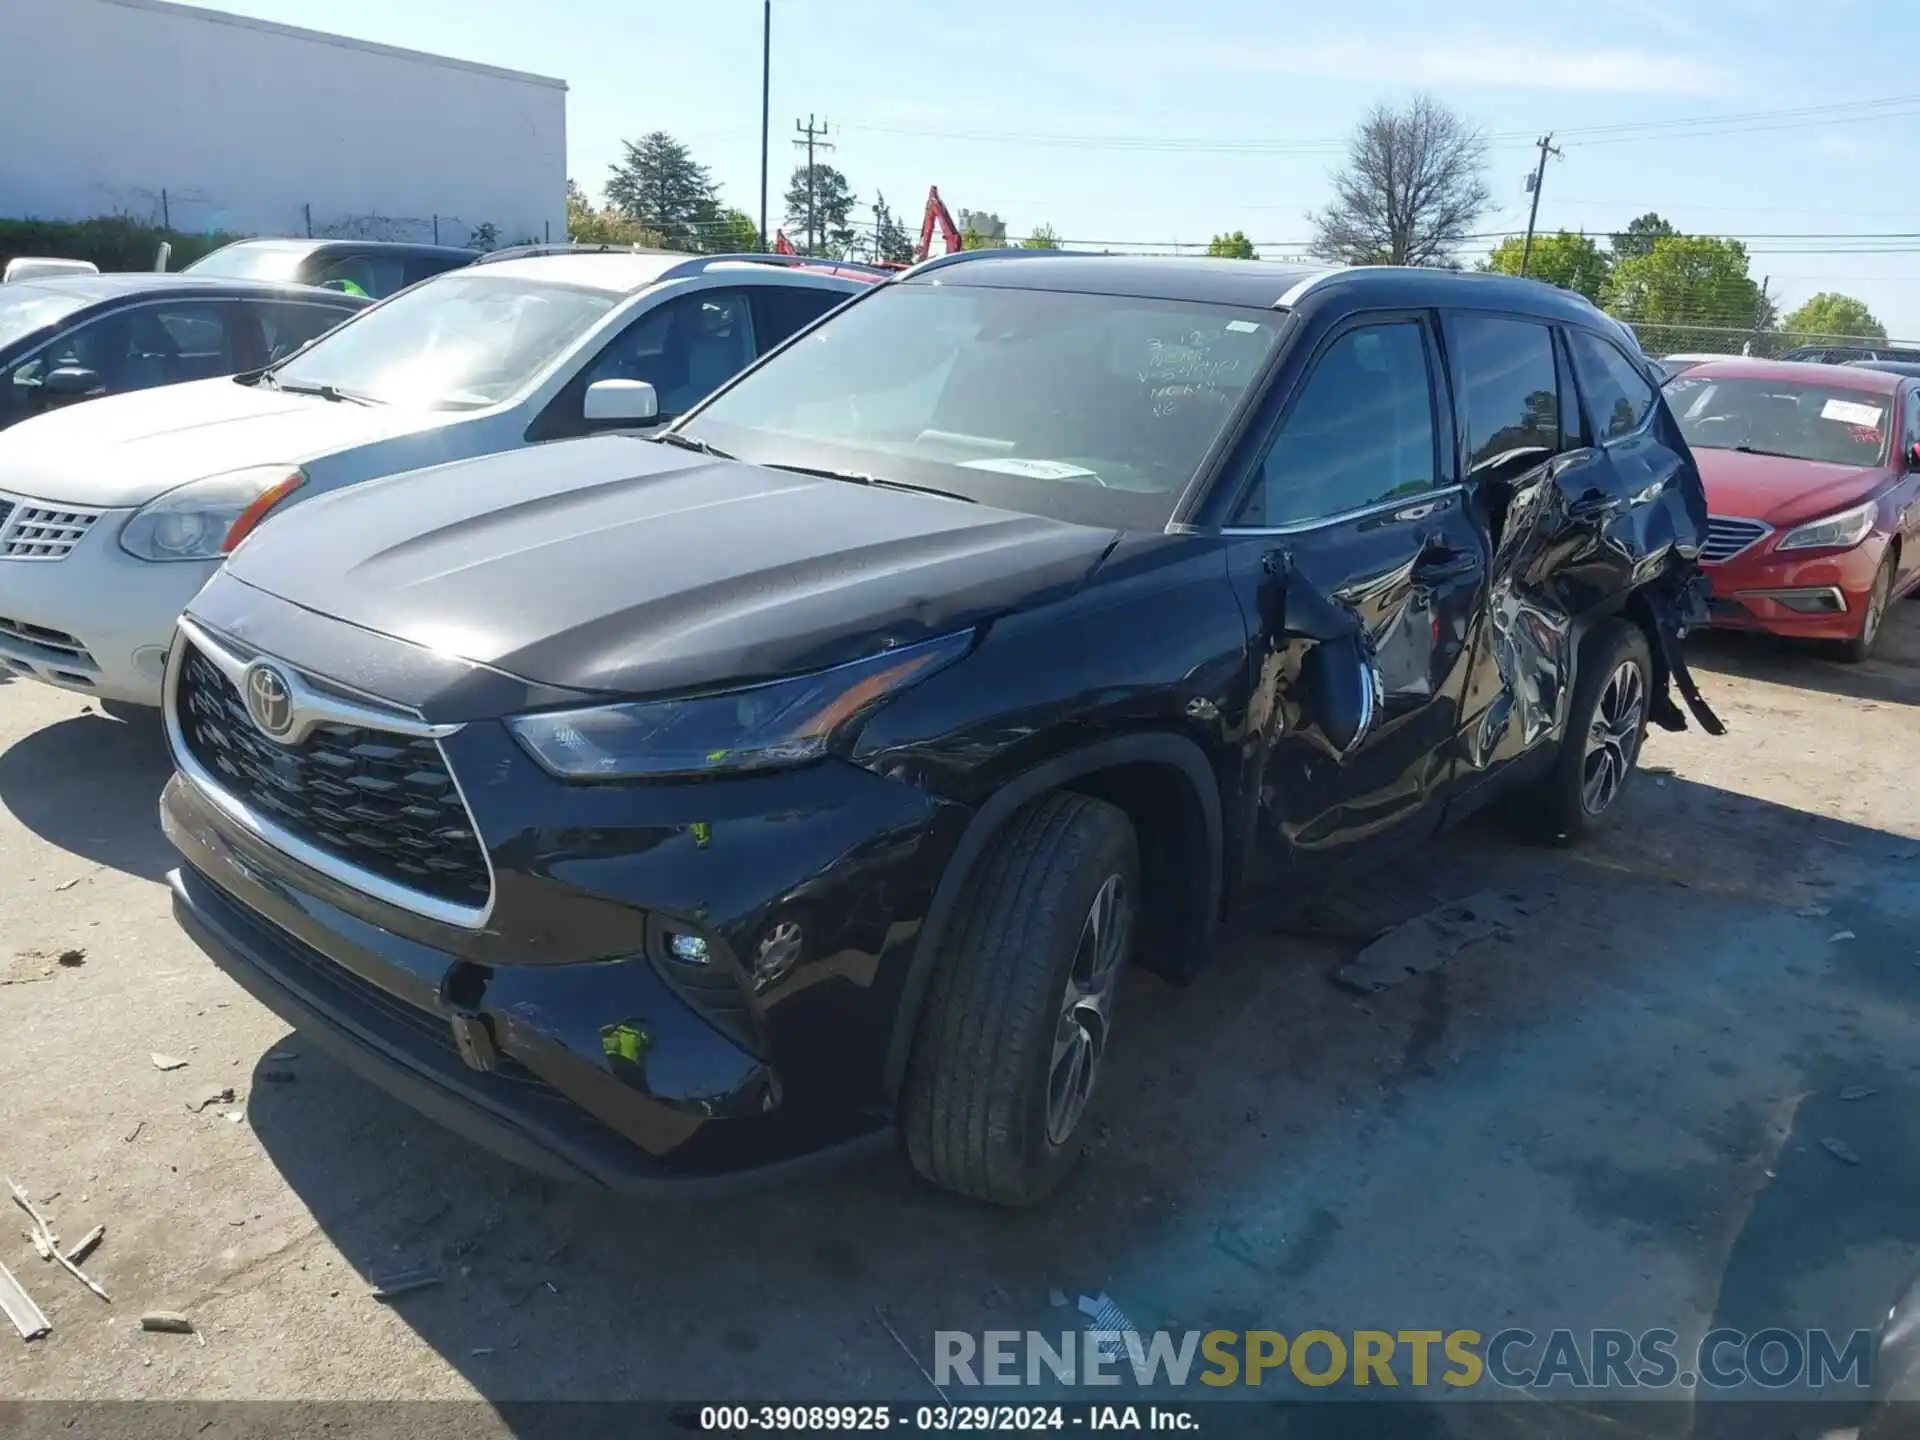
[
  {"x1": 681, "y1": 284, "x2": 1284, "y2": 527},
  {"x1": 1666, "y1": 375, "x2": 1892, "y2": 466},
  {"x1": 183, "y1": 243, "x2": 310, "y2": 283},
  {"x1": 0, "y1": 287, "x2": 92, "y2": 351},
  {"x1": 268, "y1": 275, "x2": 618, "y2": 410}
]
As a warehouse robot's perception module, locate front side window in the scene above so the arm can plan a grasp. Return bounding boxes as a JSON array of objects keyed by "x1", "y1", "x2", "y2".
[
  {"x1": 313, "y1": 255, "x2": 408, "y2": 300},
  {"x1": 750, "y1": 285, "x2": 849, "y2": 351},
  {"x1": 1233, "y1": 322, "x2": 1437, "y2": 528},
  {"x1": 1665, "y1": 375, "x2": 1891, "y2": 466},
  {"x1": 252, "y1": 301, "x2": 355, "y2": 363},
  {"x1": 683, "y1": 283, "x2": 1283, "y2": 528},
  {"x1": 1449, "y1": 316, "x2": 1561, "y2": 474},
  {"x1": 1568, "y1": 329, "x2": 1658, "y2": 442},
  {"x1": 581, "y1": 290, "x2": 756, "y2": 417},
  {"x1": 268, "y1": 275, "x2": 618, "y2": 410}
]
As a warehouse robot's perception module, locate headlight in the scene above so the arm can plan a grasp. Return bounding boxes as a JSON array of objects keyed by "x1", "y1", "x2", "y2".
[
  {"x1": 509, "y1": 631, "x2": 973, "y2": 780},
  {"x1": 118, "y1": 465, "x2": 305, "y2": 562},
  {"x1": 1775, "y1": 499, "x2": 1877, "y2": 553}
]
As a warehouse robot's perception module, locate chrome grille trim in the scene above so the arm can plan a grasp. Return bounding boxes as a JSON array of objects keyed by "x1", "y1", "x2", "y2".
[
  {"x1": 163, "y1": 617, "x2": 496, "y2": 930},
  {"x1": 1701, "y1": 515, "x2": 1772, "y2": 564},
  {"x1": 0, "y1": 492, "x2": 103, "y2": 560}
]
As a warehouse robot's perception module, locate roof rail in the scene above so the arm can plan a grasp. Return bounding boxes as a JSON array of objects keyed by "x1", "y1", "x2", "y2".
[
  {"x1": 899, "y1": 246, "x2": 1087, "y2": 280},
  {"x1": 473, "y1": 241, "x2": 684, "y2": 265},
  {"x1": 1272, "y1": 268, "x2": 1348, "y2": 309},
  {"x1": 654, "y1": 252, "x2": 895, "y2": 282}
]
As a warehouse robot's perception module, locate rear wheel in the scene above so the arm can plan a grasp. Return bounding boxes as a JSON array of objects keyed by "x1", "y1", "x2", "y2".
[
  {"x1": 1837, "y1": 550, "x2": 1896, "y2": 664},
  {"x1": 904, "y1": 792, "x2": 1138, "y2": 1206},
  {"x1": 1516, "y1": 620, "x2": 1652, "y2": 844}
]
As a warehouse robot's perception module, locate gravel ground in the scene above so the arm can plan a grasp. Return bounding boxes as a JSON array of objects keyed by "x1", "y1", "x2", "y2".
[{"x1": 0, "y1": 602, "x2": 1916, "y2": 1429}]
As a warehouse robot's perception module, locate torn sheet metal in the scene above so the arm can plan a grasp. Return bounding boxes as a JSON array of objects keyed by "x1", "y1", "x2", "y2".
[{"x1": 1334, "y1": 890, "x2": 1535, "y2": 994}]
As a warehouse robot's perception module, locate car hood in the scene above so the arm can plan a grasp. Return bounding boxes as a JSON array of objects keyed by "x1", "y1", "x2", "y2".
[
  {"x1": 1691, "y1": 446, "x2": 1893, "y2": 528},
  {"x1": 0, "y1": 376, "x2": 444, "y2": 508},
  {"x1": 222, "y1": 435, "x2": 1122, "y2": 698}
]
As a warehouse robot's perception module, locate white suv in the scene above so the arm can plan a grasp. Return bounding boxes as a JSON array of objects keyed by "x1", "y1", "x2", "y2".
[{"x1": 0, "y1": 249, "x2": 879, "y2": 704}]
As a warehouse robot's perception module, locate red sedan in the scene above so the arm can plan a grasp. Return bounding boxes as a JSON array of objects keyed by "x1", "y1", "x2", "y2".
[{"x1": 1666, "y1": 359, "x2": 1920, "y2": 660}]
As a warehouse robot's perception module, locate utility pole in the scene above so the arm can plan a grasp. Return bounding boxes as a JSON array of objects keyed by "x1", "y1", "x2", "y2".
[
  {"x1": 793, "y1": 114, "x2": 832, "y2": 255},
  {"x1": 758, "y1": 0, "x2": 771, "y2": 250},
  {"x1": 1518, "y1": 133, "x2": 1560, "y2": 278}
]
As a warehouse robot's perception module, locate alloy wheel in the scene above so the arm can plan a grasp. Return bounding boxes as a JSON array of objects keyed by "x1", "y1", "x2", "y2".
[
  {"x1": 1580, "y1": 660, "x2": 1645, "y2": 817},
  {"x1": 1045, "y1": 873, "x2": 1131, "y2": 1146}
]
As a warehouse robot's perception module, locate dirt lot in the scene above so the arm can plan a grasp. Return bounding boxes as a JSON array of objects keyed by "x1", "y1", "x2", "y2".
[{"x1": 1, "y1": 603, "x2": 1917, "y2": 1430}]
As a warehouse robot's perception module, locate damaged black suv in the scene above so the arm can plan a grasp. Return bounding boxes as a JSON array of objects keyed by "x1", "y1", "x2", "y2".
[{"x1": 159, "y1": 253, "x2": 1719, "y2": 1206}]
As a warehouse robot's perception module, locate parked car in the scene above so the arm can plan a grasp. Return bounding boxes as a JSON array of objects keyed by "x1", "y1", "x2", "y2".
[
  {"x1": 1781, "y1": 343, "x2": 1920, "y2": 365},
  {"x1": 1657, "y1": 351, "x2": 1743, "y2": 381},
  {"x1": 0, "y1": 252, "x2": 880, "y2": 704},
  {"x1": 0, "y1": 273, "x2": 365, "y2": 435},
  {"x1": 183, "y1": 238, "x2": 478, "y2": 299},
  {"x1": 1666, "y1": 358, "x2": 1920, "y2": 661},
  {"x1": 159, "y1": 255, "x2": 1720, "y2": 1205},
  {"x1": 1847, "y1": 358, "x2": 1920, "y2": 379}
]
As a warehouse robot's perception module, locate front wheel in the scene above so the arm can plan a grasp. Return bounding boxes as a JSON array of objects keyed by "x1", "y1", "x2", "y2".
[
  {"x1": 904, "y1": 792, "x2": 1138, "y2": 1206},
  {"x1": 1837, "y1": 550, "x2": 1896, "y2": 664},
  {"x1": 1518, "y1": 620, "x2": 1652, "y2": 844}
]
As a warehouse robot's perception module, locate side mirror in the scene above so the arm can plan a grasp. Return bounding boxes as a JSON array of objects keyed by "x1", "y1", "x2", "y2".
[
  {"x1": 1304, "y1": 632, "x2": 1381, "y2": 758},
  {"x1": 583, "y1": 378, "x2": 659, "y2": 425},
  {"x1": 1907, "y1": 441, "x2": 1920, "y2": 470},
  {"x1": 42, "y1": 367, "x2": 105, "y2": 403}
]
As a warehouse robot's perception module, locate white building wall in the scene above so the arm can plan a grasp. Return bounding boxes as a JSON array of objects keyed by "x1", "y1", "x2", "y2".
[{"x1": 0, "y1": 0, "x2": 566, "y2": 246}]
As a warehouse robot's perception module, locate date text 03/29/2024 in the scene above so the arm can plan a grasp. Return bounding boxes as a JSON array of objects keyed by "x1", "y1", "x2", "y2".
[{"x1": 697, "y1": 1405, "x2": 1196, "y2": 1432}]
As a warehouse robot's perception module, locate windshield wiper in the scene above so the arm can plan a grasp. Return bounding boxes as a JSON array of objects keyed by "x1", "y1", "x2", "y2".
[
  {"x1": 763, "y1": 462, "x2": 976, "y2": 503},
  {"x1": 274, "y1": 379, "x2": 380, "y2": 407},
  {"x1": 652, "y1": 431, "x2": 734, "y2": 460}
]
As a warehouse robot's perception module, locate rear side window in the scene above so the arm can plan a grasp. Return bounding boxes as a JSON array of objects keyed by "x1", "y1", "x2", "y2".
[
  {"x1": 751, "y1": 285, "x2": 848, "y2": 351},
  {"x1": 1448, "y1": 316, "x2": 1561, "y2": 474},
  {"x1": 1234, "y1": 321, "x2": 1437, "y2": 528},
  {"x1": 311, "y1": 254, "x2": 408, "y2": 299},
  {"x1": 1568, "y1": 329, "x2": 1658, "y2": 442}
]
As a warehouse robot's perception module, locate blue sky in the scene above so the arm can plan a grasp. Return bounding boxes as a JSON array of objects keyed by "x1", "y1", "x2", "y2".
[{"x1": 205, "y1": 0, "x2": 1920, "y2": 335}]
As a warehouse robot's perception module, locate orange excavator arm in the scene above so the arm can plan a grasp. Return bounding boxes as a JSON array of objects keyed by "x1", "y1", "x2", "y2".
[{"x1": 915, "y1": 186, "x2": 962, "y2": 263}]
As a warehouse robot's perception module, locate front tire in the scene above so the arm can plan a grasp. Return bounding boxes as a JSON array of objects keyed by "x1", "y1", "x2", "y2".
[
  {"x1": 904, "y1": 792, "x2": 1138, "y2": 1206},
  {"x1": 1837, "y1": 550, "x2": 1896, "y2": 664},
  {"x1": 1520, "y1": 620, "x2": 1652, "y2": 844}
]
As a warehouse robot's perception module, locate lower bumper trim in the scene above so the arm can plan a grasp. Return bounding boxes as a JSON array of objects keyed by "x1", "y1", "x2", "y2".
[{"x1": 169, "y1": 862, "x2": 892, "y2": 1198}]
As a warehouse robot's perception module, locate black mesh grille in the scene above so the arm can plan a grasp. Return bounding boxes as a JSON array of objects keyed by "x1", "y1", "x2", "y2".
[
  {"x1": 0, "y1": 500, "x2": 13, "y2": 534},
  {"x1": 176, "y1": 643, "x2": 490, "y2": 910}
]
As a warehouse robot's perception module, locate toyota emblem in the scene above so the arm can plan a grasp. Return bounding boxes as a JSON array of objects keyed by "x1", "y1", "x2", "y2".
[{"x1": 243, "y1": 662, "x2": 295, "y2": 739}]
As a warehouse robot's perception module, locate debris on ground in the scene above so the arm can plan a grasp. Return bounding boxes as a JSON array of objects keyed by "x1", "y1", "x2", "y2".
[
  {"x1": 55, "y1": 948, "x2": 84, "y2": 963},
  {"x1": 140, "y1": 1311, "x2": 194, "y2": 1334},
  {"x1": 1830, "y1": 931, "x2": 1857, "y2": 944},
  {"x1": 0, "y1": 1257, "x2": 52, "y2": 1341},
  {"x1": 1821, "y1": 1138, "x2": 1863, "y2": 1165},
  {"x1": 259, "y1": 1070, "x2": 297, "y2": 1084},
  {"x1": 186, "y1": 1086, "x2": 236, "y2": 1113},
  {"x1": 368, "y1": 1265, "x2": 443, "y2": 1301},
  {"x1": 1334, "y1": 891, "x2": 1536, "y2": 994},
  {"x1": 123, "y1": 1122, "x2": 143, "y2": 1143},
  {"x1": 150, "y1": 1053, "x2": 188, "y2": 1071},
  {"x1": 223, "y1": 1111, "x2": 245, "y2": 1125},
  {"x1": 66, "y1": 1224, "x2": 104, "y2": 1264},
  {"x1": 1076, "y1": 1292, "x2": 1142, "y2": 1361},
  {"x1": 28, "y1": 1229, "x2": 53, "y2": 1262},
  {"x1": 1840, "y1": 1087, "x2": 1879, "y2": 1101},
  {"x1": 8, "y1": 1178, "x2": 110, "y2": 1301},
  {"x1": 264, "y1": 1047, "x2": 300, "y2": 1062}
]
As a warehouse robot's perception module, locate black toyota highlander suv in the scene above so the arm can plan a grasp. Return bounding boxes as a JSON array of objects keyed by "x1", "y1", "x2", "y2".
[{"x1": 159, "y1": 253, "x2": 1721, "y2": 1206}]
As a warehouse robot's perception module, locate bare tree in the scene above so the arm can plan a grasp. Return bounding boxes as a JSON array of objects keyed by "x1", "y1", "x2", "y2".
[{"x1": 1309, "y1": 95, "x2": 1490, "y2": 267}]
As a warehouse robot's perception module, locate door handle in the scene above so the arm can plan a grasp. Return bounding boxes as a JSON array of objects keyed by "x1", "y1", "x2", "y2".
[
  {"x1": 1567, "y1": 493, "x2": 1620, "y2": 523},
  {"x1": 1412, "y1": 546, "x2": 1481, "y2": 584}
]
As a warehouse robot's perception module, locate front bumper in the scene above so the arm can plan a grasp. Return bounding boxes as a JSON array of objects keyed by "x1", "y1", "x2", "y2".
[
  {"x1": 0, "y1": 505, "x2": 216, "y2": 704},
  {"x1": 163, "y1": 773, "x2": 900, "y2": 1191},
  {"x1": 1702, "y1": 534, "x2": 1888, "y2": 641}
]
